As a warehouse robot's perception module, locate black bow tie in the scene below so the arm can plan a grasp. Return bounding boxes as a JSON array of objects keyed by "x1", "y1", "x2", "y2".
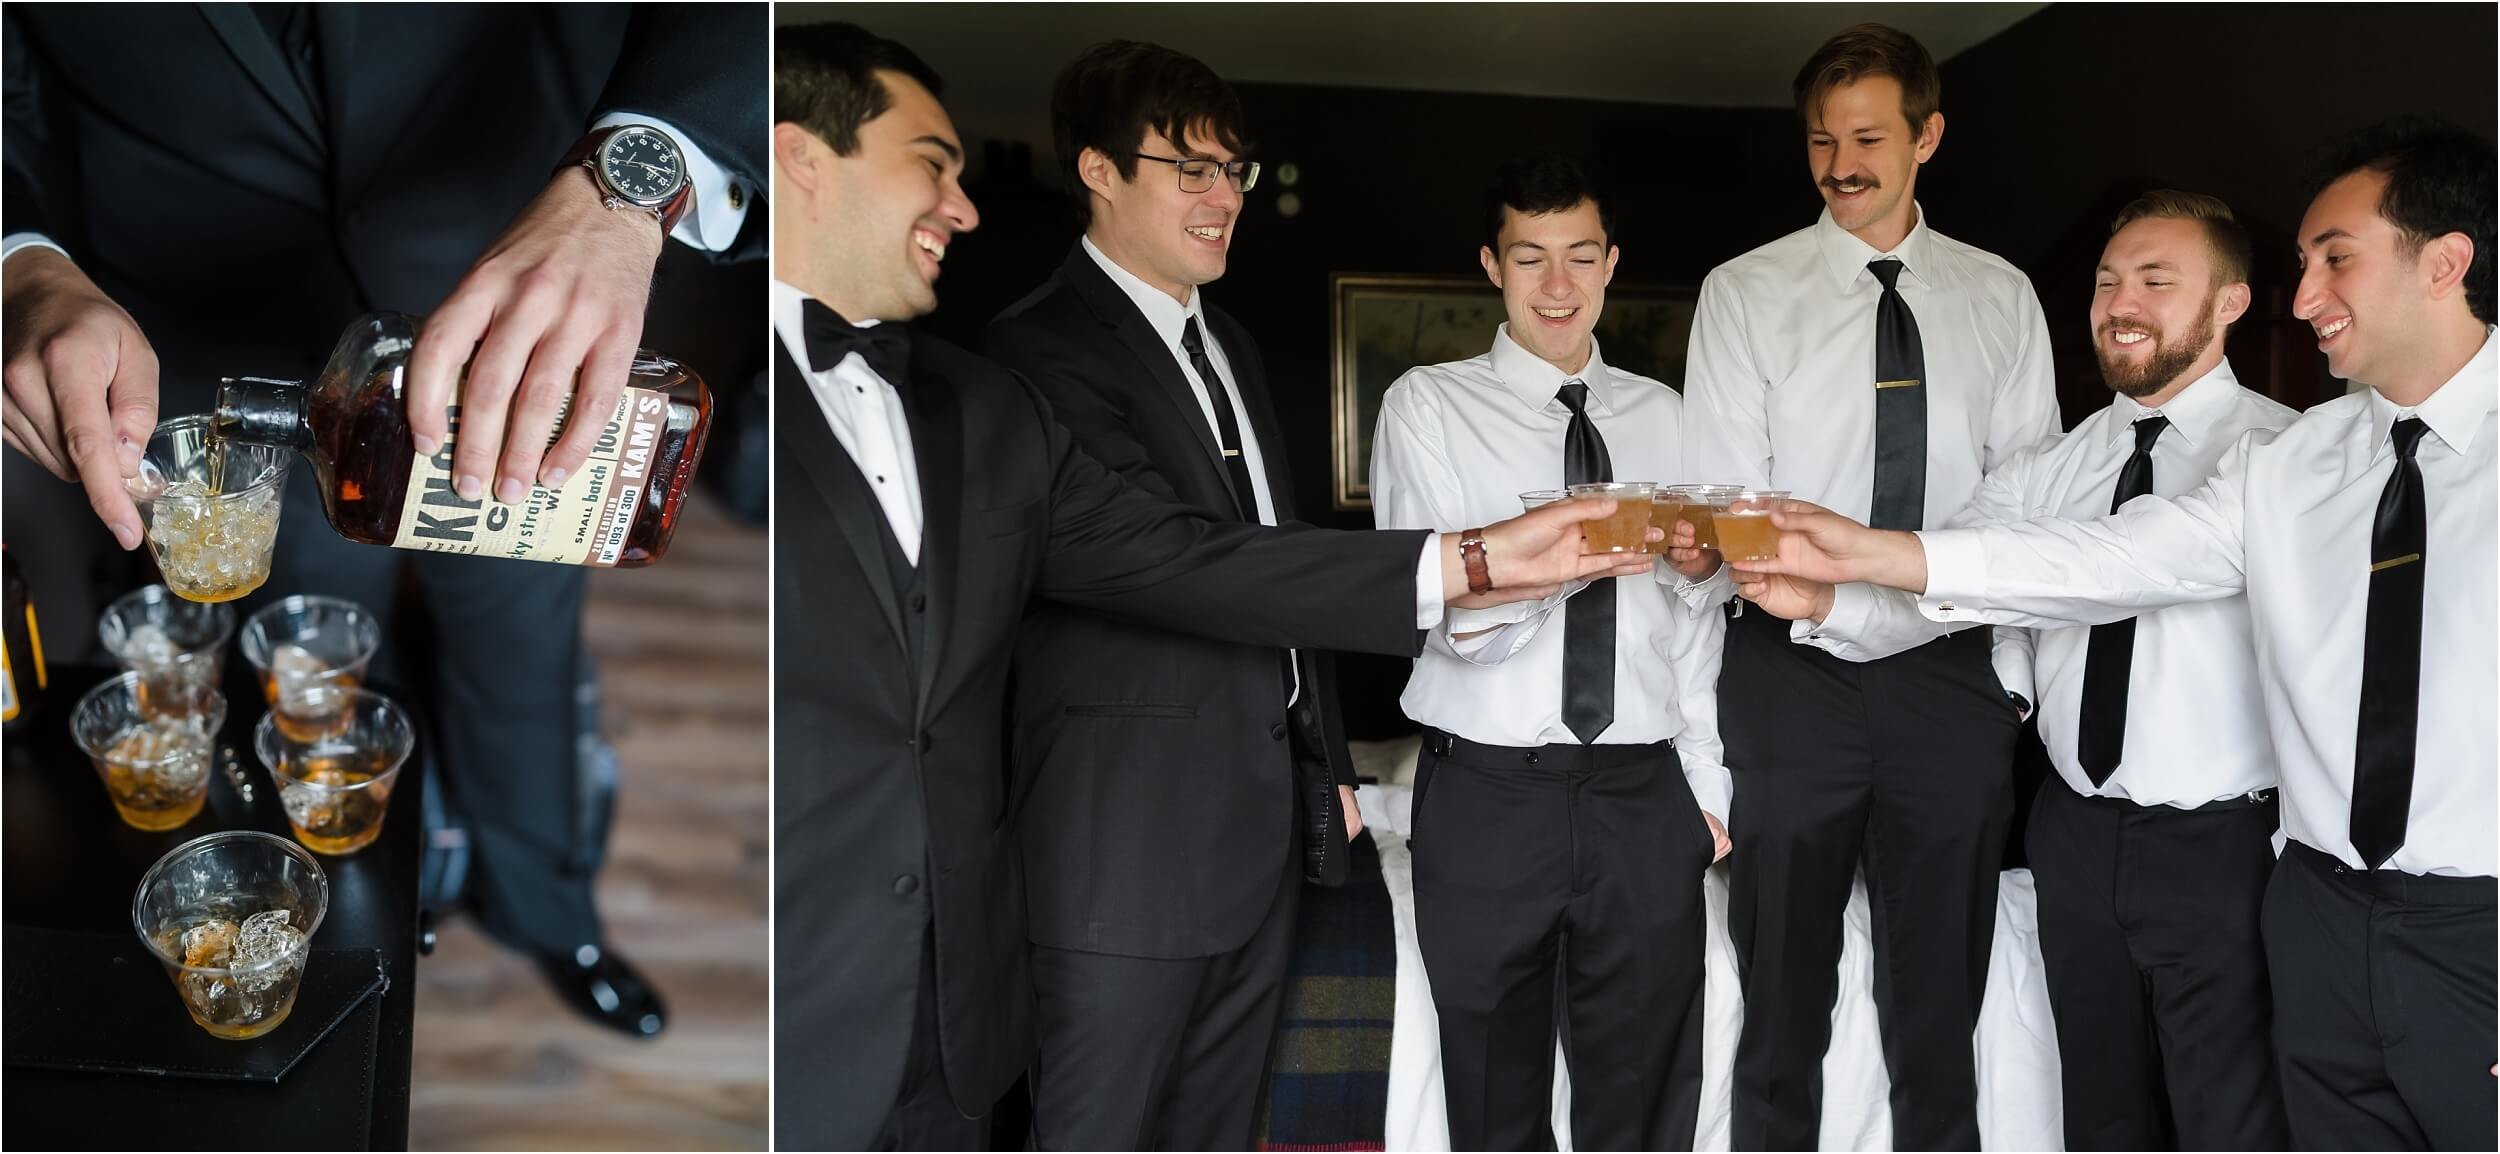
[{"x1": 801, "y1": 297, "x2": 912, "y2": 385}]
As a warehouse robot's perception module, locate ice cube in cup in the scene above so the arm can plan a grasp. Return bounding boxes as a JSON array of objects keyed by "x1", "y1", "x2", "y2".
[
  {"x1": 125, "y1": 416, "x2": 289, "y2": 604},
  {"x1": 133, "y1": 831, "x2": 327, "y2": 1040},
  {"x1": 97, "y1": 584, "x2": 236, "y2": 718},
  {"x1": 71, "y1": 672, "x2": 224, "y2": 831}
]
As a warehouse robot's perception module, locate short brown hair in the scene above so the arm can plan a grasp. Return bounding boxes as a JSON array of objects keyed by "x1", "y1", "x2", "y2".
[
  {"x1": 1052, "y1": 41, "x2": 1250, "y2": 207},
  {"x1": 2110, "y1": 189, "x2": 2254, "y2": 290},
  {"x1": 1793, "y1": 23, "x2": 1939, "y2": 134},
  {"x1": 776, "y1": 23, "x2": 944, "y2": 157}
]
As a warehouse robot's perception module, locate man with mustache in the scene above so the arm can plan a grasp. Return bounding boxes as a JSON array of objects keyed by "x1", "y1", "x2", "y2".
[
  {"x1": 1737, "y1": 117, "x2": 2496, "y2": 1152},
  {"x1": 769, "y1": 23, "x2": 1657, "y2": 1149},
  {"x1": 978, "y1": 42, "x2": 1361, "y2": 1150},
  {"x1": 1736, "y1": 190, "x2": 2297, "y2": 1150},
  {"x1": 1371, "y1": 154, "x2": 1732, "y2": 1151},
  {"x1": 1679, "y1": 22, "x2": 2061, "y2": 1149}
]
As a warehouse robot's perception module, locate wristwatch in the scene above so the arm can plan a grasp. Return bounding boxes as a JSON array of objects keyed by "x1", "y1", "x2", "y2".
[
  {"x1": 1458, "y1": 529, "x2": 1493, "y2": 595},
  {"x1": 559, "y1": 124, "x2": 693, "y2": 234}
]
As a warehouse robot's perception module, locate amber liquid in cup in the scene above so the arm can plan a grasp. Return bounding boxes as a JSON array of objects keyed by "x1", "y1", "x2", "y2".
[
  {"x1": 100, "y1": 727, "x2": 212, "y2": 830},
  {"x1": 1713, "y1": 510, "x2": 1780, "y2": 562},
  {"x1": 278, "y1": 749, "x2": 396, "y2": 855},
  {"x1": 1583, "y1": 500, "x2": 1654, "y2": 553},
  {"x1": 1647, "y1": 496, "x2": 1686, "y2": 555},
  {"x1": 261, "y1": 672, "x2": 361, "y2": 743}
]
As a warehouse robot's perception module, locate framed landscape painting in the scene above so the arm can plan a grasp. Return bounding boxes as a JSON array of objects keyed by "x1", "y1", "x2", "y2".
[{"x1": 1330, "y1": 274, "x2": 1697, "y2": 510}]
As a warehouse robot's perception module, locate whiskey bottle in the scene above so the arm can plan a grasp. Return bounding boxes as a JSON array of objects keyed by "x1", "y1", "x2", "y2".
[
  {"x1": 2, "y1": 544, "x2": 45, "y2": 729},
  {"x1": 213, "y1": 313, "x2": 712, "y2": 568}
]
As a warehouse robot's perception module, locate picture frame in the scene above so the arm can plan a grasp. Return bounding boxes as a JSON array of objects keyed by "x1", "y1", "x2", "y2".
[{"x1": 1329, "y1": 273, "x2": 1699, "y2": 510}]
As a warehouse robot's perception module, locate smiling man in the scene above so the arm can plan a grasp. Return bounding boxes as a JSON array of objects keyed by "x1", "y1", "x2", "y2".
[
  {"x1": 1678, "y1": 22, "x2": 2062, "y2": 1150},
  {"x1": 1370, "y1": 155, "x2": 1732, "y2": 1151},
  {"x1": 1733, "y1": 190, "x2": 2299, "y2": 1150},
  {"x1": 1737, "y1": 117, "x2": 2497, "y2": 1153},
  {"x1": 980, "y1": 41, "x2": 1372, "y2": 1151}
]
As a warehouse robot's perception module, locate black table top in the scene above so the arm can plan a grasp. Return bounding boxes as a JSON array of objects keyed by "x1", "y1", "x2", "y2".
[{"x1": 3, "y1": 661, "x2": 420, "y2": 1150}]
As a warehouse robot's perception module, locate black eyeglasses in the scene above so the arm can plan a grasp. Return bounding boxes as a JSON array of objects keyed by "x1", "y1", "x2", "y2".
[{"x1": 1130, "y1": 153, "x2": 1261, "y2": 194}]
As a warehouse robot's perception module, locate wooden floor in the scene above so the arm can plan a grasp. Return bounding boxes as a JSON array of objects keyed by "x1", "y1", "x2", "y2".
[{"x1": 408, "y1": 491, "x2": 769, "y2": 1151}]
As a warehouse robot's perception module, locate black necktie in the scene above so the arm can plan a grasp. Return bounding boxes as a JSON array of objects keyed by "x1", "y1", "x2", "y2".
[
  {"x1": 1869, "y1": 259, "x2": 1927, "y2": 530},
  {"x1": 801, "y1": 297, "x2": 912, "y2": 387},
  {"x1": 1180, "y1": 318, "x2": 1293, "y2": 706},
  {"x1": 1180, "y1": 317, "x2": 1260, "y2": 523},
  {"x1": 2351, "y1": 417, "x2": 2430, "y2": 869},
  {"x1": 2076, "y1": 414, "x2": 2169, "y2": 785},
  {"x1": 1558, "y1": 380, "x2": 1615, "y2": 744}
]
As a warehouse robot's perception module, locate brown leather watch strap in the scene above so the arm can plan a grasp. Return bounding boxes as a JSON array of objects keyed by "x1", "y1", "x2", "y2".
[{"x1": 1458, "y1": 529, "x2": 1492, "y2": 595}]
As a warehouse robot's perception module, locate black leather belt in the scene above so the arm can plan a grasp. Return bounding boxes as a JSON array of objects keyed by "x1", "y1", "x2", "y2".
[
  {"x1": 1419, "y1": 727, "x2": 1674, "y2": 771},
  {"x1": 2287, "y1": 840, "x2": 2497, "y2": 906}
]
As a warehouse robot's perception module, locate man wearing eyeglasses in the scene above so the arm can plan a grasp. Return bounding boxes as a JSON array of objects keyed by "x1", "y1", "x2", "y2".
[{"x1": 981, "y1": 40, "x2": 1339, "y2": 1151}]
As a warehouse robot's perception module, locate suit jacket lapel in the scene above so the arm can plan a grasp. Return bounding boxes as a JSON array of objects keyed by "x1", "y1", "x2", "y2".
[
  {"x1": 901, "y1": 341, "x2": 961, "y2": 714},
  {"x1": 195, "y1": 4, "x2": 323, "y2": 151},
  {"x1": 1059, "y1": 246, "x2": 1243, "y2": 514},
  {"x1": 775, "y1": 341, "x2": 907, "y2": 654},
  {"x1": 1213, "y1": 310, "x2": 1295, "y2": 520},
  {"x1": 314, "y1": 6, "x2": 358, "y2": 205}
]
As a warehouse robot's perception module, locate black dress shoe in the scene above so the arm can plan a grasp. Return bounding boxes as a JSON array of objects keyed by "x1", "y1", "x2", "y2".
[{"x1": 533, "y1": 941, "x2": 667, "y2": 1038}]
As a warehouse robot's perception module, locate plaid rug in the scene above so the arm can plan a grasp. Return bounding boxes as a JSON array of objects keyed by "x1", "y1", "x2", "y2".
[{"x1": 1255, "y1": 833, "x2": 1398, "y2": 1151}]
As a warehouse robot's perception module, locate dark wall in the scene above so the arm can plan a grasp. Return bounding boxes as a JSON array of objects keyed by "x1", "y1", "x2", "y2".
[
  {"x1": 917, "y1": 2, "x2": 2496, "y2": 738},
  {"x1": 1924, "y1": 1, "x2": 2497, "y2": 419}
]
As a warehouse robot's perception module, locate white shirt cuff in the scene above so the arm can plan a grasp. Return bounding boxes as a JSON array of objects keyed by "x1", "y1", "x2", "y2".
[
  {"x1": 3, "y1": 233, "x2": 70, "y2": 265},
  {"x1": 592, "y1": 111, "x2": 748, "y2": 253},
  {"x1": 1794, "y1": 580, "x2": 1876, "y2": 652},
  {"x1": 1687, "y1": 767, "x2": 1734, "y2": 831},
  {"x1": 1413, "y1": 536, "x2": 1444, "y2": 630},
  {"x1": 1915, "y1": 529, "x2": 1992, "y2": 622}
]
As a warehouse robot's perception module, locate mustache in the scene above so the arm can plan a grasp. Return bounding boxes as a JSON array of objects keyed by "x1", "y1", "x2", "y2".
[{"x1": 1821, "y1": 173, "x2": 1880, "y2": 191}]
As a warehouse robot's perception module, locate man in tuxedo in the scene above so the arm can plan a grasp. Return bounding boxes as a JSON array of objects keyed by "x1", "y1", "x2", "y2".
[
  {"x1": 2, "y1": 3, "x2": 766, "y2": 1035},
  {"x1": 769, "y1": 23, "x2": 1654, "y2": 1150},
  {"x1": 979, "y1": 42, "x2": 1364, "y2": 1150}
]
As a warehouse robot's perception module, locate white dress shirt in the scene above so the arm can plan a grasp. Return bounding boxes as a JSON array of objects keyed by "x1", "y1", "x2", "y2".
[
  {"x1": 772, "y1": 277, "x2": 923, "y2": 560},
  {"x1": 3, "y1": 111, "x2": 746, "y2": 266},
  {"x1": 1372, "y1": 325, "x2": 1732, "y2": 823},
  {"x1": 776, "y1": 279, "x2": 1452, "y2": 629},
  {"x1": 1683, "y1": 205, "x2": 2062, "y2": 689},
  {"x1": 1814, "y1": 360, "x2": 2299, "y2": 807},
  {"x1": 1918, "y1": 332, "x2": 2498, "y2": 876}
]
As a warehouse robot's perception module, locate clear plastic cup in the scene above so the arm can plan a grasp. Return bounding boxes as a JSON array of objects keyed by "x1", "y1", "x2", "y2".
[
  {"x1": 1567, "y1": 481, "x2": 1656, "y2": 553},
  {"x1": 132, "y1": 831, "x2": 329, "y2": 1039},
  {"x1": 1519, "y1": 489, "x2": 1569, "y2": 510},
  {"x1": 240, "y1": 596, "x2": 381, "y2": 744},
  {"x1": 126, "y1": 416, "x2": 289, "y2": 604},
  {"x1": 70, "y1": 672, "x2": 224, "y2": 831},
  {"x1": 255, "y1": 689, "x2": 414, "y2": 856},
  {"x1": 96, "y1": 585, "x2": 235, "y2": 719},
  {"x1": 1713, "y1": 489, "x2": 1793, "y2": 563},
  {"x1": 1665, "y1": 484, "x2": 1745, "y2": 549}
]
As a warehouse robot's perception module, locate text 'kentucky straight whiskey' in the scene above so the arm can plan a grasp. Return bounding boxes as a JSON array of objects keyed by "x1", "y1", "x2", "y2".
[{"x1": 214, "y1": 313, "x2": 712, "y2": 568}]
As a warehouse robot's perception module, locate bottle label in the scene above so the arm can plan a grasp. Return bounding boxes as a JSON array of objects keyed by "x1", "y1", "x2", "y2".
[{"x1": 390, "y1": 386, "x2": 670, "y2": 566}]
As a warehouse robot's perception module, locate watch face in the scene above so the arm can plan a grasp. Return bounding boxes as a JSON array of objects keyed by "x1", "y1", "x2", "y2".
[{"x1": 599, "y1": 129, "x2": 684, "y2": 206}]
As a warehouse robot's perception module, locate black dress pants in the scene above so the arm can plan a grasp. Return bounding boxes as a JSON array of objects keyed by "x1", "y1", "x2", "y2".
[
  {"x1": 2026, "y1": 775, "x2": 2288, "y2": 1150},
  {"x1": 2264, "y1": 841, "x2": 2496, "y2": 1152},
  {"x1": 1718, "y1": 609, "x2": 2018, "y2": 1151},
  {"x1": 1410, "y1": 730, "x2": 1714, "y2": 1152},
  {"x1": 1027, "y1": 847, "x2": 1303, "y2": 1151}
]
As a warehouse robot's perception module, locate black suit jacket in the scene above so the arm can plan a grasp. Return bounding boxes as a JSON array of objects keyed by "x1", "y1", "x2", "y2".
[
  {"x1": 983, "y1": 245, "x2": 1362, "y2": 961},
  {"x1": 770, "y1": 330, "x2": 1428, "y2": 1147},
  {"x1": 3, "y1": 3, "x2": 764, "y2": 401}
]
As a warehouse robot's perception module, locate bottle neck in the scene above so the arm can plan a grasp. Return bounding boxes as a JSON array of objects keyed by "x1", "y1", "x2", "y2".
[{"x1": 214, "y1": 377, "x2": 311, "y2": 450}]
